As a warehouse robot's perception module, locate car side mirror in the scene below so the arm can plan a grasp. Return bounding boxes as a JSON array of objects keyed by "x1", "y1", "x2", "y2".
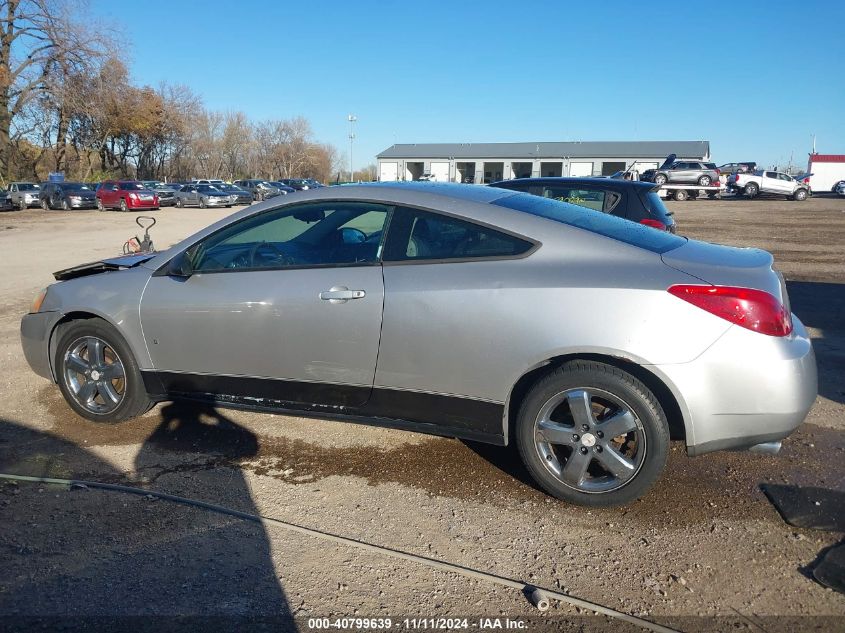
[{"x1": 167, "y1": 252, "x2": 194, "y2": 278}]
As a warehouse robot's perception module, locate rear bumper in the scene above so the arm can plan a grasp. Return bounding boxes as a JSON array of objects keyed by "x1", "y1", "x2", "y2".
[{"x1": 654, "y1": 316, "x2": 817, "y2": 456}]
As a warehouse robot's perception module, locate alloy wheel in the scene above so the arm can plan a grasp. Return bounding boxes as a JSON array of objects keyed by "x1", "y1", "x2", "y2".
[
  {"x1": 62, "y1": 336, "x2": 126, "y2": 415},
  {"x1": 533, "y1": 388, "x2": 646, "y2": 494}
]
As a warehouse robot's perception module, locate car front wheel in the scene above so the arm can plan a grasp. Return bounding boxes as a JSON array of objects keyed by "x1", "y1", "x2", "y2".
[
  {"x1": 654, "y1": 173, "x2": 667, "y2": 185},
  {"x1": 793, "y1": 189, "x2": 808, "y2": 201},
  {"x1": 516, "y1": 360, "x2": 669, "y2": 506},
  {"x1": 55, "y1": 319, "x2": 153, "y2": 422}
]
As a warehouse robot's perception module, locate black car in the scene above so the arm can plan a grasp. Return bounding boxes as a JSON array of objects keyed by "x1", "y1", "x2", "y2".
[
  {"x1": 0, "y1": 189, "x2": 13, "y2": 211},
  {"x1": 267, "y1": 181, "x2": 297, "y2": 195},
  {"x1": 278, "y1": 178, "x2": 319, "y2": 190},
  {"x1": 39, "y1": 181, "x2": 97, "y2": 210},
  {"x1": 489, "y1": 177, "x2": 676, "y2": 233}
]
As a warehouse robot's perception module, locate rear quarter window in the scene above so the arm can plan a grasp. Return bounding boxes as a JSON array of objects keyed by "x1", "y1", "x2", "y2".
[{"x1": 492, "y1": 193, "x2": 685, "y2": 254}]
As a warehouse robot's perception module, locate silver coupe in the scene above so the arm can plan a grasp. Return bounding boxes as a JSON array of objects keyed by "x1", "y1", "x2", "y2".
[{"x1": 21, "y1": 183, "x2": 817, "y2": 506}]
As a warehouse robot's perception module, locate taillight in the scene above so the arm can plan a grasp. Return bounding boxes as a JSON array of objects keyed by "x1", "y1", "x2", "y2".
[
  {"x1": 668, "y1": 285, "x2": 793, "y2": 337},
  {"x1": 640, "y1": 219, "x2": 667, "y2": 231}
]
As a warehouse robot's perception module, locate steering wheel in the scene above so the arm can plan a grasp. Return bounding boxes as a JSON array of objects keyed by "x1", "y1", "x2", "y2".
[
  {"x1": 248, "y1": 241, "x2": 294, "y2": 267},
  {"x1": 340, "y1": 227, "x2": 367, "y2": 244}
]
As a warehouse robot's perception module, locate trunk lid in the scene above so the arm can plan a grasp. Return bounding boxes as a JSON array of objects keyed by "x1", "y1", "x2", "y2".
[{"x1": 661, "y1": 239, "x2": 787, "y2": 306}]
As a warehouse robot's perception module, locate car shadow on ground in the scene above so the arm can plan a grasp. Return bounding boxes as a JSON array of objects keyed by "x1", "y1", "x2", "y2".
[
  {"x1": 786, "y1": 280, "x2": 845, "y2": 405},
  {"x1": 0, "y1": 411, "x2": 295, "y2": 629}
]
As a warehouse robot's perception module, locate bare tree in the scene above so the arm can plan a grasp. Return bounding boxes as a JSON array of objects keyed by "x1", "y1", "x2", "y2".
[{"x1": 0, "y1": 0, "x2": 112, "y2": 182}]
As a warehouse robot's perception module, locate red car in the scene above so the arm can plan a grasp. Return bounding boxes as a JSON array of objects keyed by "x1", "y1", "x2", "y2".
[{"x1": 96, "y1": 180, "x2": 159, "y2": 211}]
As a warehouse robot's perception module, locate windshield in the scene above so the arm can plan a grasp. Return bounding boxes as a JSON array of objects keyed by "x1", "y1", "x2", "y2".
[
  {"x1": 18, "y1": 183, "x2": 39, "y2": 191},
  {"x1": 492, "y1": 193, "x2": 685, "y2": 254},
  {"x1": 119, "y1": 181, "x2": 145, "y2": 190},
  {"x1": 63, "y1": 183, "x2": 94, "y2": 191}
]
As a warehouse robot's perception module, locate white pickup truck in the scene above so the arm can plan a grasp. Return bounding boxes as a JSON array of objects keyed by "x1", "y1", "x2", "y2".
[{"x1": 727, "y1": 170, "x2": 810, "y2": 201}]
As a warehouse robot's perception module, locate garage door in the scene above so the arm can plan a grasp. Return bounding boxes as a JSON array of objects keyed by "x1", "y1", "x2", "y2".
[
  {"x1": 379, "y1": 162, "x2": 398, "y2": 182},
  {"x1": 569, "y1": 162, "x2": 594, "y2": 177},
  {"x1": 430, "y1": 162, "x2": 450, "y2": 182}
]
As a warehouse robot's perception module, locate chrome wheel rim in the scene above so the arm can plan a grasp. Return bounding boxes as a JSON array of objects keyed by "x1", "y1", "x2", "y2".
[
  {"x1": 533, "y1": 388, "x2": 646, "y2": 494},
  {"x1": 63, "y1": 336, "x2": 126, "y2": 415}
]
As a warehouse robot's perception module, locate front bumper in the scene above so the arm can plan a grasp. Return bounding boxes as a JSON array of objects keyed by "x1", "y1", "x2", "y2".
[
  {"x1": 21, "y1": 311, "x2": 63, "y2": 381},
  {"x1": 654, "y1": 316, "x2": 817, "y2": 456},
  {"x1": 68, "y1": 198, "x2": 97, "y2": 209}
]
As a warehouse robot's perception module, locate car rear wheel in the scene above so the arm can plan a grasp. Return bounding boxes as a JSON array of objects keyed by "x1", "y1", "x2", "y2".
[
  {"x1": 120, "y1": 198, "x2": 128, "y2": 212},
  {"x1": 55, "y1": 319, "x2": 153, "y2": 423},
  {"x1": 698, "y1": 175, "x2": 712, "y2": 186},
  {"x1": 673, "y1": 189, "x2": 689, "y2": 201},
  {"x1": 516, "y1": 360, "x2": 669, "y2": 506},
  {"x1": 654, "y1": 173, "x2": 668, "y2": 185},
  {"x1": 793, "y1": 189, "x2": 808, "y2": 201},
  {"x1": 745, "y1": 183, "x2": 759, "y2": 198}
]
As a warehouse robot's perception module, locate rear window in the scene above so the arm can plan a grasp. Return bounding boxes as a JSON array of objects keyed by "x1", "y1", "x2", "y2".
[{"x1": 492, "y1": 193, "x2": 685, "y2": 254}]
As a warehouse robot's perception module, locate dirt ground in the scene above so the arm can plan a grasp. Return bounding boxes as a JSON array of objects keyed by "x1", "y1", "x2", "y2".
[{"x1": 0, "y1": 194, "x2": 843, "y2": 632}]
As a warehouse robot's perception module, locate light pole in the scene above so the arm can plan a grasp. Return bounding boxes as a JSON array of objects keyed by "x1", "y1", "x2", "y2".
[{"x1": 348, "y1": 114, "x2": 357, "y2": 182}]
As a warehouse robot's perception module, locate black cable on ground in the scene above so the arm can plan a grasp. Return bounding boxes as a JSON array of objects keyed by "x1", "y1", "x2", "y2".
[{"x1": 0, "y1": 472, "x2": 681, "y2": 633}]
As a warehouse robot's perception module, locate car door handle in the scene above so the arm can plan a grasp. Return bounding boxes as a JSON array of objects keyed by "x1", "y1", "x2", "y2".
[{"x1": 320, "y1": 286, "x2": 366, "y2": 302}]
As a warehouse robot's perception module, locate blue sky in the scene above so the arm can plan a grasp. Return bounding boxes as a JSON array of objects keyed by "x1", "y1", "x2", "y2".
[{"x1": 91, "y1": 0, "x2": 844, "y2": 170}]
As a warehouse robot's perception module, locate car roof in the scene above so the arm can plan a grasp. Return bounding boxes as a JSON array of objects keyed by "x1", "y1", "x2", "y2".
[
  {"x1": 491, "y1": 177, "x2": 656, "y2": 192},
  {"x1": 353, "y1": 181, "x2": 516, "y2": 203}
]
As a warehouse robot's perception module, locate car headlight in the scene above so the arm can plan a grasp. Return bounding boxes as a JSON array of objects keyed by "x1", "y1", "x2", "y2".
[{"x1": 30, "y1": 287, "x2": 48, "y2": 313}]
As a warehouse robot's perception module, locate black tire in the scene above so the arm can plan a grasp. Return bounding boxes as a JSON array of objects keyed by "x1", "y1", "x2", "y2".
[
  {"x1": 18, "y1": 199, "x2": 26, "y2": 211},
  {"x1": 793, "y1": 188, "x2": 808, "y2": 201},
  {"x1": 698, "y1": 175, "x2": 712, "y2": 186},
  {"x1": 176, "y1": 197, "x2": 183, "y2": 208},
  {"x1": 654, "y1": 173, "x2": 668, "y2": 185},
  {"x1": 120, "y1": 198, "x2": 128, "y2": 212},
  {"x1": 54, "y1": 318, "x2": 153, "y2": 423},
  {"x1": 96, "y1": 198, "x2": 105, "y2": 211},
  {"x1": 673, "y1": 189, "x2": 688, "y2": 201},
  {"x1": 41, "y1": 198, "x2": 50, "y2": 211},
  {"x1": 745, "y1": 183, "x2": 759, "y2": 198},
  {"x1": 515, "y1": 360, "x2": 669, "y2": 507},
  {"x1": 62, "y1": 198, "x2": 70, "y2": 211},
  {"x1": 199, "y1": 197, "x2": 206, "y2": 209}
]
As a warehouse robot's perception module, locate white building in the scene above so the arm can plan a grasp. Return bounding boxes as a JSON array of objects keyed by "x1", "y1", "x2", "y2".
[
  {"x1": 377, "y1": 140, "x2": 710, "y2": 183},
  {"x1": 806, "y1": 154, "x2": 845, "y2": 191}
]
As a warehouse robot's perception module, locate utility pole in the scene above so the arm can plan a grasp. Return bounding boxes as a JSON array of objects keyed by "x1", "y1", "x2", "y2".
[{"x1": 348, "y1": 114, "x2": 357, "y2": 182}]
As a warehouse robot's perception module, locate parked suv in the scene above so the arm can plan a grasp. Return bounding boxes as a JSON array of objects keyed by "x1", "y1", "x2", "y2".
[
  {"x1": 490, "y1": 177, "x2": 676, "y2": 232},
  {"x1": 717, "y1": 162, "x2": 757, "y2": 176},
  {"x1": 641, "y1": 154, "x2": 721, "y2": 186},
  {"x1": 8, "y1": 182, "x2": 41, "y2": 210},
  {"x1": 233, "y1": 179, "x2": 283, "y2": 201},
  {"x1": 39, "y1": 181, "x2": 97, "y2": 210},
  {"x1": 96, "y1": 180, "x2": 159, "y2": 211}
]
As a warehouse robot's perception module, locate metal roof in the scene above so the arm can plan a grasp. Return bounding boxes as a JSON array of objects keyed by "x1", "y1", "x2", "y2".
[{"x1": 377, "y1": 140, "x2": 709, "y2": 160}]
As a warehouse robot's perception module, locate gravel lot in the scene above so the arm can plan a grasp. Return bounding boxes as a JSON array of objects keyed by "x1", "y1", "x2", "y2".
[{"x1": 0, "y1": 194, "x2": 843, "y2": 632}]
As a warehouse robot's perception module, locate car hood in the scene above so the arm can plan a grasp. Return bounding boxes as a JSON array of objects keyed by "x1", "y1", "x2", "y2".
[
  {"x1": 658, "y1": 154, "x2": 676, "y2": 170},
  {"x1": 54, "y1": 253, "x2": 157, "y2": 281}
]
